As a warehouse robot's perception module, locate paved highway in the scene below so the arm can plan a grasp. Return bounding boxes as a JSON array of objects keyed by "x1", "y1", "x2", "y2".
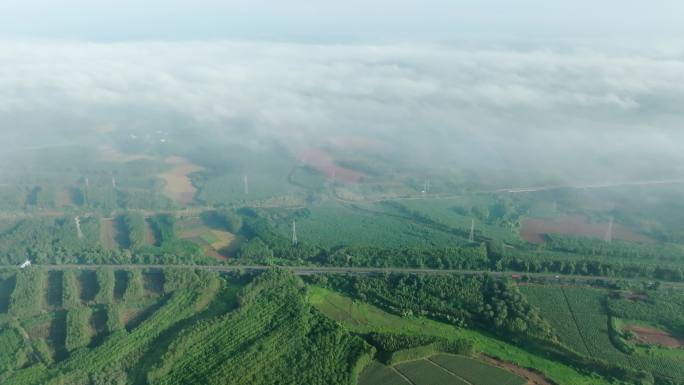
[{"x1": 2, "y1": 264, "x2": 684, "y2": 289}]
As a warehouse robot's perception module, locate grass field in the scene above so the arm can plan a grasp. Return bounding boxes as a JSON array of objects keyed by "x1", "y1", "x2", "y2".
[{"x1": 307, "y1": 286, "x2": 612, "y2": 385}]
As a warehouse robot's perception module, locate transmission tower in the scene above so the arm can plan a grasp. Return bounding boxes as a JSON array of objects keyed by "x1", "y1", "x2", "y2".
[
  {"x1": 604, "y1": 216, "x2": 614, "y2": 243},
  {"x1": 469, "y1": 219, "x2": 475, "y2": 243},
  {"x1": 111, "y1": 175, "x2": 116, "y2": 189},
  {"x1": 83, "y1": 177, "x2": 89, "y2": 207},
  {"x1": 292, "y1": 220, "x2": 298, "y2": 246},
  {"x1": 243, "y1": 175, "x2": 249, "y2": 195}
]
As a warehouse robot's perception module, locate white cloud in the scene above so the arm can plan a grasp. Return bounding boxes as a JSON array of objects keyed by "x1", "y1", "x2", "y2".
[{"x1": 0, "y1": 40, "x2": 683, "y2": 178}]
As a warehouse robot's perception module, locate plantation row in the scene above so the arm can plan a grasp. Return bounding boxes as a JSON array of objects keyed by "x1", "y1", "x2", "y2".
[
  {"x1": 1, "y1": 269, "x2": 222, "y2": 385},
  {"x1": 0, "y1": 212, "x2": 214, "y2": 266},
  {"x1": 1, "y1": 269, "x2": 387, "y2": 385},
  {"x1": 522, "y1": 285, "x2": 684, "y2": 384},
  {"x1": 0, "y1": 268, "x2": 172, "y2": 375},
  {"x1": 149, "y1": 270, "x2": 373, "y2": 385},
  {"x1": 1, "y1": 268, "x2": 165, "y2": 317}
]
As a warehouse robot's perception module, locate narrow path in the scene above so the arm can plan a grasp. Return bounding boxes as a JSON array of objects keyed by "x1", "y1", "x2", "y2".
[
  {"x1": 426, "y1": 357, "x2": 474, "y2": 385},
  {"x1": 390, "y1": 366, "x2": 417, "y2": 385},
  {"x1": 479, "y1": 355, "x2": 555, "y2": 385},
  {"x1": 13, "y1": 317, "x2": 45, "y2": 365},
  {"x1": 74, "y1": 216, "x2": 84, "y2": 239},
  {"x1": 560, "y1": 287, "x2": 592, "y2": 356}
]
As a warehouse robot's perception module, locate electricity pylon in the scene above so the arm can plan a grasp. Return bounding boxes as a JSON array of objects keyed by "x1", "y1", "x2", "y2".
[{"x1": 604, "y1": 216, "x2": 614, "y2": 243}]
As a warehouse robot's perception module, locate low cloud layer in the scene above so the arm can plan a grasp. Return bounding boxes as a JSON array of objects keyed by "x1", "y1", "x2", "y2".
[{"x1": 1, "y1": 40, "x2": 683, "y2": 180}]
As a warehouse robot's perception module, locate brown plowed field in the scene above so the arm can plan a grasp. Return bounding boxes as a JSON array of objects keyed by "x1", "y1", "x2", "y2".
[
  {"x1": 625, "y1": 325, "x2": 683, "y2": 348},
  {"x1": 298, "y1": 148, "x2": 364, "y2": 183},
  {"x1": 480, "y1": 355, "x2": 555, "y2": 385},
  {"x1": 520, "y1": 216, "x2": 653, "y2": 244}
]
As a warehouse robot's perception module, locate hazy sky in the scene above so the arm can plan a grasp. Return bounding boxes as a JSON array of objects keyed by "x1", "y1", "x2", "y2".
[{"x1": 1, "y1": 1, "x2": 683, "y2": 42}]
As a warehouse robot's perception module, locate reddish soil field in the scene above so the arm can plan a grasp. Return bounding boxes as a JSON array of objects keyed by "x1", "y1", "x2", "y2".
[
  {"x1": 480, "y1": 354, "x2": 555, "y2": 385},
  {"x1": 625, "y1": 325, "x2": 683, "y2": 348},
  {"x1": 520, "y1": 216, "x2": 653, "y2": 244},
  {"x1": 298, "y1": 148, "x2": 364, "y2": 183}
]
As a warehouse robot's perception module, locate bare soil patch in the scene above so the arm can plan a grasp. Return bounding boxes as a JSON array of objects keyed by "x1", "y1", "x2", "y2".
[
  {"x1": 520, "y1": 216, "x2": 654, "y2": 244},
  {"x1": 298, "y1": 148, "x2": 364, "y2": 183},
  {"x1": 100, "y1": 218, "x2": 121, "y2": 250},
  {"x1": 97, "y1": 145, "x2": 153, "y2": 163},
  {"x1": 178, "y1": 217, "x2": 238, "y2": 260},
  {"x1": 55, "y1": 187, "x2": 74, "y2": 207},
  {"x1": 143, "y1": 219, "x2": 157, "y2": 246},
  {"x1": 624, "y1": 292, "x2": 649, "y2": 302},
  {"x1": 159, "y1": 156, "x2": 204, "y2": 205},
  {"x1": 480, "y1": 354, "x2": 556, "y2": 385},
  {"x1": 625, "y1": 325, "x2": 683, "y2": 348}
]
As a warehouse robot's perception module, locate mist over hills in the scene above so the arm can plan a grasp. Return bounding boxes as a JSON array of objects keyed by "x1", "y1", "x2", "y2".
[{"x1": 1, "y1": 40, "x2": 683, "y2": 183}]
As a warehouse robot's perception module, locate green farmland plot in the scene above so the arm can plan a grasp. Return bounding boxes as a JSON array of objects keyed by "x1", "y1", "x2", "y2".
[
  {"x1": 358, "y1": 361, "x2": 411, "y2": 385},
  {"x1": 520, "y1": 285, "x2": 590, "y2": 355},
  {"x1": 430, "y1": 355, "x2": 526, "y2": 385},
  {"x1": 276, "y1": 202, "x2": 464, "y2": 249},
  {"x1": 523, "y1": 285, "x2": 684, "y2": 382},
  {"x1": 390, "y1": 199, "x2": 521, "y2": 243},
  {"x1": 395, "y1": 359, "x2": 469, "y2": 385}
]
